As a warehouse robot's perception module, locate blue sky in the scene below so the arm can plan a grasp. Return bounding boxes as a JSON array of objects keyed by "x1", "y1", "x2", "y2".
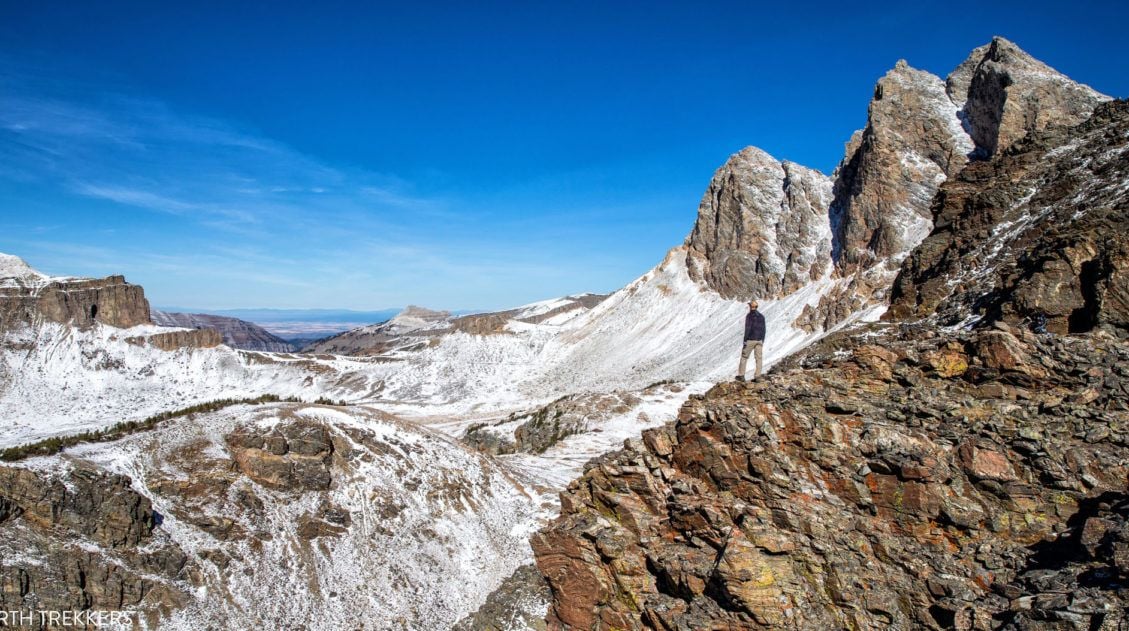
[{"x1": 1, "y1": 1, "x2": 1126, "y2": 311}]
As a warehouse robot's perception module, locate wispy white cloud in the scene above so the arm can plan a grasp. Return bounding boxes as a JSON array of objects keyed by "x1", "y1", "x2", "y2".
[
  {"x1": 1, "y1": 61, "x2": 434, "y2": 237},
  {"x1": 0, "y1": 55, "x2": 674, "y2": 309}
]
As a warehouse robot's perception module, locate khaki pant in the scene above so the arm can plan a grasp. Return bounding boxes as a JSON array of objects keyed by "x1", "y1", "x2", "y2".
[{"x1": 738, "y1": 340, "x2": 763, "y2": 379}]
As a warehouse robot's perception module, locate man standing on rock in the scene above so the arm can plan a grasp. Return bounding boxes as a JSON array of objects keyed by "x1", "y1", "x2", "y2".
[{"x1": 738, "y1": 300, "x2": 765, "y2": 381}]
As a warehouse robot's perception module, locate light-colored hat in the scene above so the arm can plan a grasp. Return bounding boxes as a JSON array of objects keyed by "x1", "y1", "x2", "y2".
[{"x1": 748, "y1": 300, "x2": 759, "y2": 308}]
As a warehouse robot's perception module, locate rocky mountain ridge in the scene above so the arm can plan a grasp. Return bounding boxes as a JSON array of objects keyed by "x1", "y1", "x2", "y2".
[
  {"x1": 152, "y1": 310, "x2": 297, "y2": 352},
  {"x1": 686, "y1": 37, "x2": 1109, "y2": 330},
  {"x1": 533, "y1": 97, "x2": 1128, "y2": 631}
]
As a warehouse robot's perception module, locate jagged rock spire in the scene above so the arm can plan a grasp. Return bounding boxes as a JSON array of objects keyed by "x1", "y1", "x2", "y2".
[
  {"x1": 685, "y1": 147, "x2": 833, "y2": 300},
  {"x1": 954, "y1": 36, "x2": 1109, "y2": 158},
  {"x1": 829, "y1": 59, "x2": 973, "y2": 272},
  {"x1": 682, "y1": 38, "x2": 1111, "y2": 332}
]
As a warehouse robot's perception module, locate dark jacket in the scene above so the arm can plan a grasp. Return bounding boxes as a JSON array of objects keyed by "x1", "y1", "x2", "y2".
[{"x1": 744, "y1": 310, "x2": 765, "y2": 342}]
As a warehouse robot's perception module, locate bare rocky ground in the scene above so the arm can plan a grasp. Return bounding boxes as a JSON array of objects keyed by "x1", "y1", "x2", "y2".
[{"x1": 534, "y1": 321, "x2": 1129, "y2": 629}]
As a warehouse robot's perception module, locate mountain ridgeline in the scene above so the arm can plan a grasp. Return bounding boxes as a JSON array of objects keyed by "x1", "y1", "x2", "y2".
[
  {"x1": 152, "y1": 310, "x2": 297, "y2": 353},
  {"x1": 533, "y1": 41, "x2": 1129, "y2": 629},
  {"x1": 685, "y1": 37, "x2": 1107, "y2": 330}
]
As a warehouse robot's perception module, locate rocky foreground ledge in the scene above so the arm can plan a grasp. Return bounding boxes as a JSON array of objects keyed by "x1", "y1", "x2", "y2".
[{"x1": 533, "y1": 322, "x2": 1128, "y2": 629}]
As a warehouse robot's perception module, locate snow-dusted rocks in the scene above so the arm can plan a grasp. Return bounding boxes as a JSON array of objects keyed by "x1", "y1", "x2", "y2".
[
  {"x1": 685, "y1": 147, "x2": 833, "y2": 301},
  {"x1": 889, "y1": 99, "x2": 1129, "y2": 334},
  {"x1": 956, "y1": 36, "x2": 1110, "y2": 159},
  {"x1": 831, "y1": 60, "x2": 975, "y2": 272},
  {"x1": 0, "y1": 254, "x2": 47, "y2": 284},
  {"x1": 0, "y1": 403, "x2": 543, "y2": 630}
]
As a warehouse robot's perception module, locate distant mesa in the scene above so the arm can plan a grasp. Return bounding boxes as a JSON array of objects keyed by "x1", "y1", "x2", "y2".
[
  {"x1": 0, "y1": 253, "x2": 220, "y2": 350},
  {"x1": 301, "y1": 295, "x2": 609, "y2": 355}
]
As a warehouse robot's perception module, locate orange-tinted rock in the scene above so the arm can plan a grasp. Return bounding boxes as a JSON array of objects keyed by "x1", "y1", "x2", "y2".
[{"x1": 534, "y1": 323, "x2": 1128, "y2": 629}]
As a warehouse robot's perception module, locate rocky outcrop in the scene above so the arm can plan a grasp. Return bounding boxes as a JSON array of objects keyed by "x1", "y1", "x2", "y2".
[
  {"x1": 152, "y1": 310, "x2": 296, "y2": 352},
  {"x1": 533, "y1": 321, "x2": 1129, "y2": 630},
  {"x1": 0, "y1": 464, "x2": 188, "y2": 618},
  {"x1": 889, "y1": 100, "x2": 1129, "y2": 336},
  {"x1": 452, "y1": 312, "x2": 512, "y2": 336},
  {"x1": 0, "y1": 269, "x2": 150, "y2": 331},
  {"x1": 0, "y1": 465, "x2": 159, "y2": 547},
  {"x1": 685, "y1": 148, "x2": 833, "y2": 300},
  {"x1": 225, "y1": 419, "x2": 335, "y2": 491},
  {"x1": 453, "y1": 564, "x2": 551, "y2": 631},
  {"x1": 954, "y1": 37, "x2": 1109, "y2": 159},
  {"x1": 830, "y1": 60, "x2": 974, "y2": 273},
  {"x1": 127, "y1": 327, "x2": 224, "y2": 350}
]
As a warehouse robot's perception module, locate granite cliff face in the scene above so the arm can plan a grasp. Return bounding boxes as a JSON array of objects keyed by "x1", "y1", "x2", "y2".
[
  {"x1": 152, "y1": 310, "x2": 296, "y2": 352},
  {"x1": 534, "y1": 82, "x2": 1127, "y2": 631}
]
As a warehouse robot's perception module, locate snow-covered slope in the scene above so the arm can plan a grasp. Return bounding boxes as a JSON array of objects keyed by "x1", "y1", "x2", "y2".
[
  {"x1": 0, "y1": 323, "x2": 381, "y2": 448},
  {"x1": 0, "y1": 253, "x2": 48, "y2": 286},
  {"x1": 19, "y1": 402, "x2": 543, "y2": 630},
  {"x1": 362, "y1": 246, "x2": 878, "y2": 417}
]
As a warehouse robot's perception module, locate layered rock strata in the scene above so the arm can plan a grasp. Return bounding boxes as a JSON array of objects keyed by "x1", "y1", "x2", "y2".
[
  {"x1": 0, "y1": 273, "x2": 150, "y2": 331},
  {"x1": 152, "y1": 310, "x2": 296, "y2": 352}
]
